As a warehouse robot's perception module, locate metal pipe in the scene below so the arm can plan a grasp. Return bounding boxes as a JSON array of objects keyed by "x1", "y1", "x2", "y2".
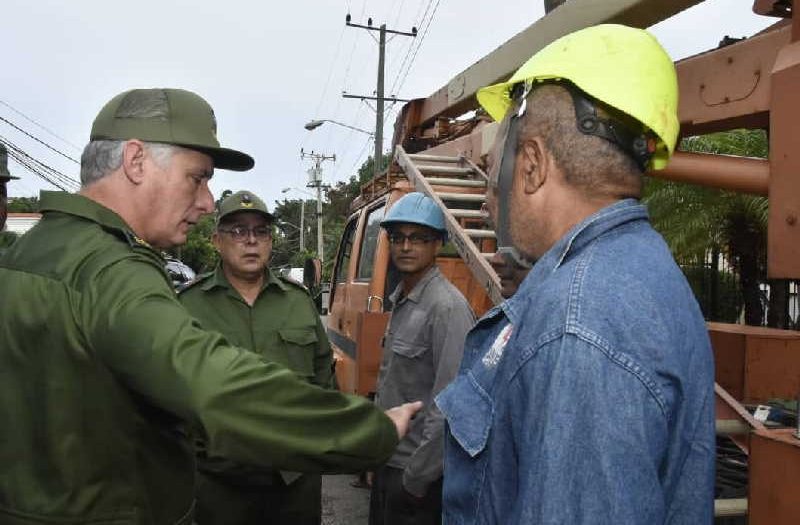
[
  {"x1": 714, "y1": 498, "x2": 748, "y2": 517},
  {"x1": 651, "y1": 151, "x2": 769, "y2": 196},
  {"x1": 716, "y1": 419, "x2": 751, "y2": 436}
]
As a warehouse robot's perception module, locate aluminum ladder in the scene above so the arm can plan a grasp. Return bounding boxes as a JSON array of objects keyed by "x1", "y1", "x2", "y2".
[{"x1": 394, "y1": 145, "x2": 503, "y2": 305}]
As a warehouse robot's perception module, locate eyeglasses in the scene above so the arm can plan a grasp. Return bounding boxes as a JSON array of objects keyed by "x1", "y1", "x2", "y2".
[
  {"x1": 218, "y1": 226, "x2": 272, "y2": 241},
  {"x1": 387, "y1": 232, "x2": 438, "y2": 245}
]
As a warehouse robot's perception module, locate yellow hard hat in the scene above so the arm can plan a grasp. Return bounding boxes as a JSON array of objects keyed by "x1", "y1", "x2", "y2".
[{"x1": 477, "y1": 24, "x2": 679, "y2": 170}]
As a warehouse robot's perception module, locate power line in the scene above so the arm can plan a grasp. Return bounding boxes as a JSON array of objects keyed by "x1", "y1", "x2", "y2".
[
  {"x1": 0, "y1": 98, "x2": 82, "y2": 152},
  {"x1": 347, "y1": 134, "x2": 376, "y2": 178},
  {"x1": 383, "y1": 0, "x2": 443, "y2": 129},
  {"x1": 344, "y1": 16, "x2": 417, "y2": 180},
  {"x1": 388, "y1": 0, "x2": 433, "y2": 96},
  {"x1": 321, "y1": 0, "x2": 369, "y2": 154},
  {"x1": 0, "y1": 135, "x2": 80, "y2": 192},
  {"x1": 0, "y1": 115, "x2": 80, "y2": 164},
  {"x1": 395, "y1": 0, "x2": 442, "y2": 95}
]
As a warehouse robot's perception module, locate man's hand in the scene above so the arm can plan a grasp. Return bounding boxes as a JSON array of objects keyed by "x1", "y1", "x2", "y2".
[{"x1": 385, "y1": 401, "x2": 423, "y2": 439}]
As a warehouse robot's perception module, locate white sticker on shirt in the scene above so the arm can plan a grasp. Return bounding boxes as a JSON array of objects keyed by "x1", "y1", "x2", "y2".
[{"x1": 482, "y1": 323, "x2": 513, "y2": 368}]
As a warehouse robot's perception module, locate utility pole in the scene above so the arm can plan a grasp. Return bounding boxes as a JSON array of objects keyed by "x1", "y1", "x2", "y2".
[
  {"x1": 300, "y1": 148, "x2": 335, "y2": 266},
  {"x1": 345, "y1": 14, "x2": 416, "y2": 178},
  {"x1": 299, "y1": 199, "x2": 305, "y2": 252}
]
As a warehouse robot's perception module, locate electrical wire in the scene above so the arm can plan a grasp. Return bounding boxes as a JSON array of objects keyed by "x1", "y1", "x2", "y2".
[
  {"x1": 383, "y1": 0, "x2": 443, "y2": 129},
  {"x1": 388, "y1": 0, "x2": 434, "y2": 96},
  {"x1": 0, "y1": 135, "x2": 80, "y2": 192},
  {"x1": 0, "y1": 98, "x2": 82, "y2": 152},
  {"x1": 395, "y1": 0, "x2": 443, "y2": 95},
  {"x1": 0, "y1": 115, "x2": 80, "y2": 165}
]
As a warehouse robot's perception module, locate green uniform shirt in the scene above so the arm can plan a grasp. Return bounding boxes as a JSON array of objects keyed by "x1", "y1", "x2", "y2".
[
  {"x1": 180, "y1": 267, "x2": 333, "y2": 389},
  {"x1": 0, "y1": 230, "x2": 17, "y2": 256},
  {"x1": 179, "y1": 267, "x2": 334, "y2": 485},
  {"x1": 0, "y1": 192, "x2": 397, "y2": 525}
]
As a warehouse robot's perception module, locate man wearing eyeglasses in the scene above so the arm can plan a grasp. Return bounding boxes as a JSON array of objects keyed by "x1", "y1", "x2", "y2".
[
  {"x1": 180, "y1": 190, "x2": 333, "y2": 525},
  {"x1": 369, "y1": 192, "x2": 475, "y2": 525}
]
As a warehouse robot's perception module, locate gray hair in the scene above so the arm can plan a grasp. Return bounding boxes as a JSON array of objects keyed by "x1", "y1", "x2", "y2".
[
  {"x1": 80, "y1": 140, "x2": 178, "y2": 186},
  {"x1": 519, "y1": 84, "x2": 642, "y2": 198}
]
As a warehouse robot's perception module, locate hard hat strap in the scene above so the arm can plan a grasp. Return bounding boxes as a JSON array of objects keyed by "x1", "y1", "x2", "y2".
[
  {"x1": 494, "y1": 98, "x2": 533, "y2": 270},
  {"x1": 566, "y1": 85, "x2": 655, "y2": 172}
]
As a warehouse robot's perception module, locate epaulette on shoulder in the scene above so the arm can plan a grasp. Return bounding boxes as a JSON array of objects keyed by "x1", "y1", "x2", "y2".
[
  {"x1": 177, "y1": 272, "x2": 213, "y2": 294},
  {"x1": 278, "y1": 273, "x2": 309, "y2": 293}
]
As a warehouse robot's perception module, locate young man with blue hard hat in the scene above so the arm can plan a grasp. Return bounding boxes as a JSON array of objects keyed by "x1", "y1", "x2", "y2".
[{"x1": 369, "y1": 192, "x2": 475, "y2": 525}]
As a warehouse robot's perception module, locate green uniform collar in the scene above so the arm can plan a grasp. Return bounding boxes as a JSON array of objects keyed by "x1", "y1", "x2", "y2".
[
  {"x1": 201, "y1": 265, "x2": 289, "y2": 294},
  {"x1": 39, "y1": 191, "x2": 159, "y2": 254}
]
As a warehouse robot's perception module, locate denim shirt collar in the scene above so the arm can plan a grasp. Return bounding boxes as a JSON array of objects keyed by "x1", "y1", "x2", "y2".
[{"x1": 503, "y1": 199, "x2": 648, "y2": 322}]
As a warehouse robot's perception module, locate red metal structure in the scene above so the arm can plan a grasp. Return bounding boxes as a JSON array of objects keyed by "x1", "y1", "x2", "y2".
[{"x1": 327, "y1": 1, "x2": 800, "y2": 521}]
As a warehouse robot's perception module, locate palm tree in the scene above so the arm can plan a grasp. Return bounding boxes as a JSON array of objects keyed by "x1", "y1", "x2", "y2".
[{"x1": 644, "y1": 129, "x2": 780, "y2": 326}]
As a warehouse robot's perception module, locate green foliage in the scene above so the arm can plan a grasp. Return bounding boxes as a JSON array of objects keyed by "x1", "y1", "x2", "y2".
[
  {"x1": 271, "y1": 197, "x2": 315, "y2": 269},
  {"x1": 174, "y1": 215, "x2": 217, "y2": 274},
  {"x1": 321, "y1": 153, "x2": 391, "y2": 278},
  {"x1": 643, "y1": 129, "x2": 769, "y2": 325},
  {"x1": 682, "y1": 265, "x2": 743, "y2": 323},
  {"x1": 7, "y1": 196, "x2": 39, "y2": 212}
]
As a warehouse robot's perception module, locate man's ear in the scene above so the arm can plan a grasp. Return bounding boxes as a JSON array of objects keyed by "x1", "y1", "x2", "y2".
[
  {"x1": 211, "y1": 231, "x2": 222, "y2": 252},
  {"x1": 517, "y1": 137, "x2": 549, "y2": 194},
  {"x1": 121, "y1": 140, "x2": 147, "y2": 185}
]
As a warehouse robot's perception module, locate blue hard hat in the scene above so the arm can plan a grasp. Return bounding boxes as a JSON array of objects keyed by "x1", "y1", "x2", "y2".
[{"x1": 381, "y1": 192, "x2": 447, "y2": 241}]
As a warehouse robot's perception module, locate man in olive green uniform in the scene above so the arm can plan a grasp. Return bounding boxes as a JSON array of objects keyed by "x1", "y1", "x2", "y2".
[
  {"x1": 0, "y1": 143, "x2": 20, "y2": 254},
  {"x1": 0, "y1": 88, "x2": 421, "y2": 525},
  {"x1": 181, "y1": 190, "x2": 332, "y2": 524}
]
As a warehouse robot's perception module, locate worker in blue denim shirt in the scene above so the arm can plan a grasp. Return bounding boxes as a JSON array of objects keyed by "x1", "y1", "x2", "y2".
[{"x1": 435, "y1": 24, "x2": 715, "y2": 524}]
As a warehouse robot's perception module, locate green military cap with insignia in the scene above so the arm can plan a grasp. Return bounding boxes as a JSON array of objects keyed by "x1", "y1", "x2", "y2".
[
  {"x1": 217, "y1": 190, "x2": 274, "y2": 223},
  {"x1": 90, "y1": 88, "x2": 255, "y2": 171},
  {"x1": 0, "y1": 143, "x2": 20, "y2": 181}
]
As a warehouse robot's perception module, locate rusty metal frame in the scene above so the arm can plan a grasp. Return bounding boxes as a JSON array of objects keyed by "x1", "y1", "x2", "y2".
[
  {"x1": 408, "y1": 0, "x2": 703, "y2": 130},
  {"x1": 386, "y1": 3, "x2": 800, "y2": 520},
  {"x1": 749, "y1": 429, "x2": 800, "y2": 522},
  {"x1": 715, "y1": 382, "x2": 766, "y2": 453}
]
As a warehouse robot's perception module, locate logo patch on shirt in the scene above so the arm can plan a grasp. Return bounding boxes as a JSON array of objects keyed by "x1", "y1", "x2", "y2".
[{"x1": 482, "y1": 323, "x2": 513, "y2": 368}]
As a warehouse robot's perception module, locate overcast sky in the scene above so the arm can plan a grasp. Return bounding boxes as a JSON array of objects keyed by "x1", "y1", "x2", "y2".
[{"x1": 1, "y1": 0, "x2": 775, "y2": 208}]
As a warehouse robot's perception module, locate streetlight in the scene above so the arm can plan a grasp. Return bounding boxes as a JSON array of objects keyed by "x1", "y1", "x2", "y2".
[
  {"x1": 304, "y1": 119, "x2": 374, "y2": 137},
  {"x1": 281, "y1": 187, "x2": 313, "y2": 253}
]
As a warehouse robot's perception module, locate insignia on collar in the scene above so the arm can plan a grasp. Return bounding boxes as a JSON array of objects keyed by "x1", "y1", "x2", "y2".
[{"x1": 133, "y1": 235, "x2": 152, "y2": 248}]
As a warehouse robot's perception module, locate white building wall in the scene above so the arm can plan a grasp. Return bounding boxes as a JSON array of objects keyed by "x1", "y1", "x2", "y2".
[{"x1": 4, "y1": 213, "x2": 41, "y2": 235}]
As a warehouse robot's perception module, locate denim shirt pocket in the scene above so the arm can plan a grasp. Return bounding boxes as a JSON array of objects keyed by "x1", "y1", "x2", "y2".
[{"x1": 437, "y1": 371, "x2": 493, "y2": 457}]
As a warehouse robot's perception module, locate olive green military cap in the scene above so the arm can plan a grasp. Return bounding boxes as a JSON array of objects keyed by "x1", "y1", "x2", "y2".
[
  {"x1": 0, "y1": 143, "x2": 19, "y2": 181},
  {"x1": 217, "y1": 190, "x2": 273, "y2": 223},
  {"x1": 90, "y1": 88, "x2": 254, "y2": 171}
]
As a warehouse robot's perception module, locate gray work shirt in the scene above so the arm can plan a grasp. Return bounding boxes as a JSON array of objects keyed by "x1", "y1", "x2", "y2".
[{"x1": 376, "y1": 265, "x2": 475, "y2": 497}]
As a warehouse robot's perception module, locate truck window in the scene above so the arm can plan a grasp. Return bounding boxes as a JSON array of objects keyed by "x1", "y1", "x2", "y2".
[
  {"x1": 334, "y1": 217, "x2": 358, "y2": 285},
  {"x1": 356, "y1": 203, "x2": 386, "y2": 281}
]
